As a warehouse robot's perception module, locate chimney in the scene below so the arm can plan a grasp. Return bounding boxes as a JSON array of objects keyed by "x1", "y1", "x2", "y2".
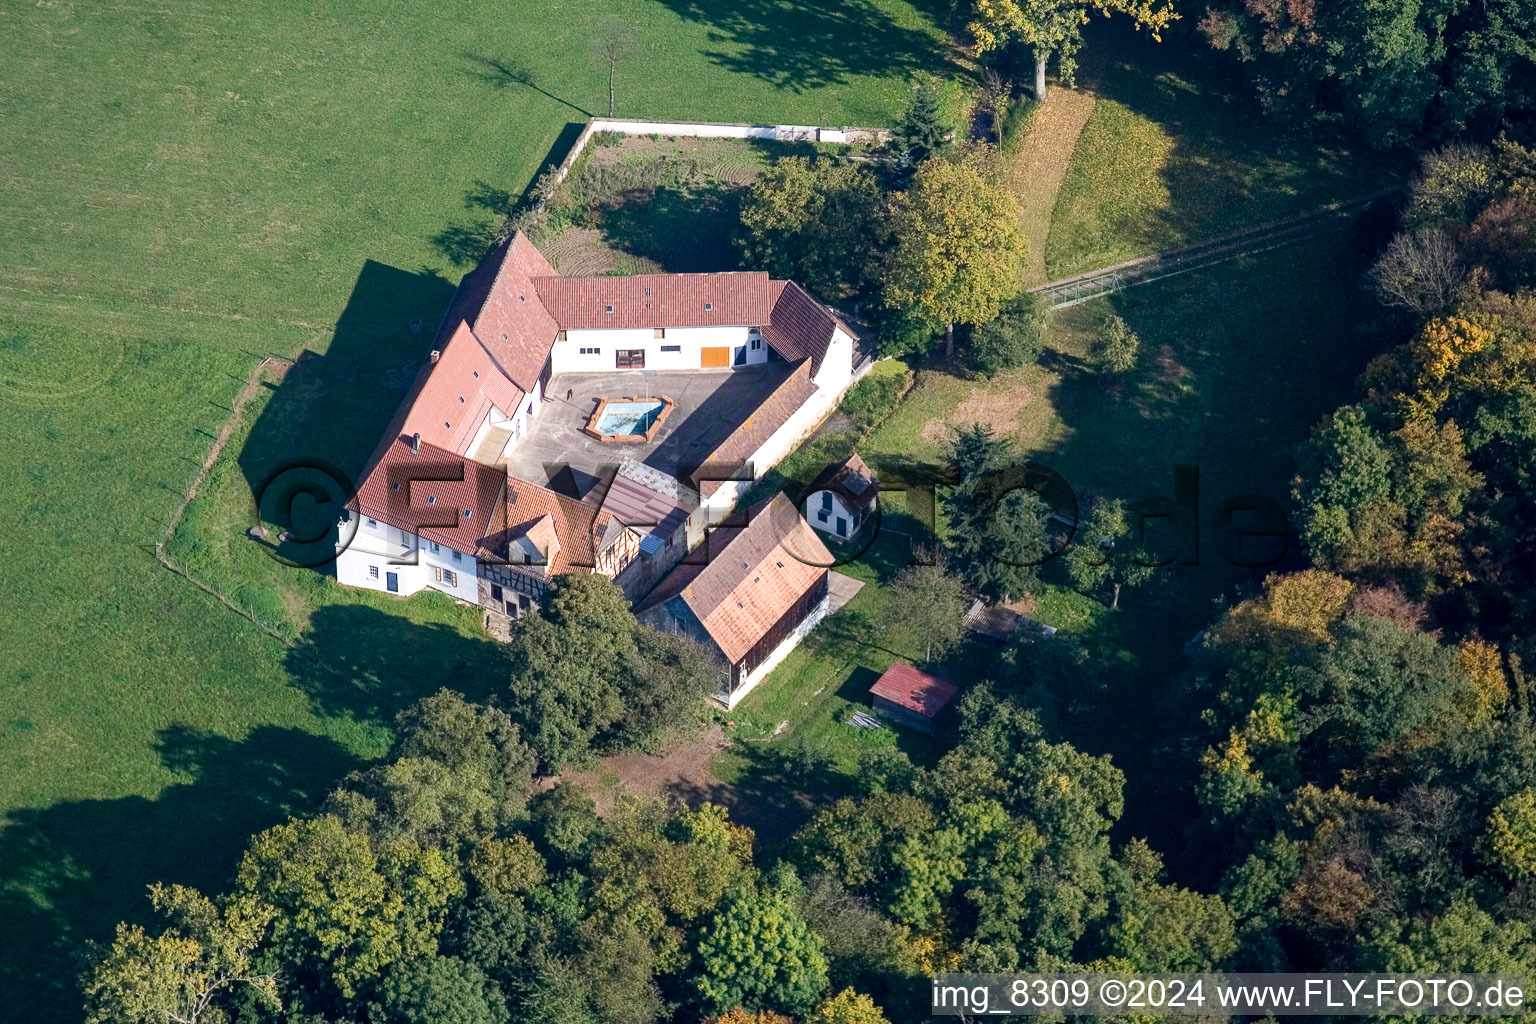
[
  {"x1": 429, "y1": 349, "x2": 441, "y2": 363},
  {"x1": 410, "y1": 433, "x2": 420, "y2": 455}
]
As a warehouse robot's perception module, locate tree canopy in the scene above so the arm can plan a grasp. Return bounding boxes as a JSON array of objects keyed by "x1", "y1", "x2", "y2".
[{"x1": 883, "y1": 156, "x2": 1026, "y2": 356}]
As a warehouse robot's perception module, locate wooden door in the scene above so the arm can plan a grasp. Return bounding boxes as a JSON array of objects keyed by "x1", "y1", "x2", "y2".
[
  {"x1": 700, "y1": 346, "x2": 729, "y2": 368},
  {"x1": 615, "y1": 349, "x2": 645, "y2": 369}
]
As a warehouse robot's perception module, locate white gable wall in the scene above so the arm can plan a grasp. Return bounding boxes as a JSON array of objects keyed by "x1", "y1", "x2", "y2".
[
  {"x1": 336, "y1": 515, "x2": 480, "y2": 603},
  {"x1": 810, "y1": 325, "x2": 855, "y2": 394},
  {"x1": 804, "y1": 490, "x2": 862, "y2": 538}
]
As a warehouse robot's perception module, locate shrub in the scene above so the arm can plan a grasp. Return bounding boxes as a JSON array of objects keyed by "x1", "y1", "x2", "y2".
[
  {"x1": 969, "y1": 293, "x2": 1047, "y2": 376},
  {"x1": 1408, "y1": 144, "x2": 1495, "y2": 229},
  {"x1": 1369, "y1": 228, "x2": 1466, "y2": 316},
  {"x1": 839, "y1": 367, "x2": 910, "y2": 433},
  {"x1": 1091, "y1": 314, "x2": 1140, "y2": 374}
]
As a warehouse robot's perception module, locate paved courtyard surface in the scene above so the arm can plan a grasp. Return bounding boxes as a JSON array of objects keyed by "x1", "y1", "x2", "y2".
[{"x1": 507, "y1": 366, "x2": 797, "y2": 499}]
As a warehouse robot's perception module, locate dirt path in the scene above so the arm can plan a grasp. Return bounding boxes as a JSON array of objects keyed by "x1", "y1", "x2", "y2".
[{"x1": 1004, "y1": 58, "x2": 1106, "y2": 287}]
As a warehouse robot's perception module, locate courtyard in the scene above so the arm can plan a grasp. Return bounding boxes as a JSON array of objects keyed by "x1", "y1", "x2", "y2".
[{"x1": 505, "y1": 364, "x2": 800, "y2": 498}]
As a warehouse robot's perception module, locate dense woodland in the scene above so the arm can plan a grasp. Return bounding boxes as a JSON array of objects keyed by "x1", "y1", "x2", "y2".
[{"x1": 79, "y1": 7, "x2": 1536, "y2": 1024}]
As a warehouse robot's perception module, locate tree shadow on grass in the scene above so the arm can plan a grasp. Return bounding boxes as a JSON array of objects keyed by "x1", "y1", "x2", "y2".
[
  {"x1": 1064, "y1": 22, "x2": 1408, "y2": 268},
  {"x1": 663, "y1": 740, "x2": 848, "y2": 853},
  {"x1": 460, "y1": 54, "x2": 593, "y2": 117},
  {"x1": 598, "y1": 183, "x2": 746, "y2": 273},
  {"x1": 236, "y1": 261, "x2": 455, "y2": 567},
  {"x1": 652, "y1": 0, "x2": 954, "y2": 93},
  {"x1": 284, "y1": 602, "x2": 508, "y2": 725},
  {"x1": 0, "y1": 726, "x2": 359, "y2": 1024}
]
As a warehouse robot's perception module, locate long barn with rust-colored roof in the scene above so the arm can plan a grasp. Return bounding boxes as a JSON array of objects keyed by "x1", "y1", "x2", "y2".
[{"x1": 636, "y1": 493, "x2": 834, "y2": 706}]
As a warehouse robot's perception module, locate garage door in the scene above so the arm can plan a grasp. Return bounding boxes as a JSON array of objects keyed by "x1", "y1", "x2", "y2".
[{"x1": 700, "y1": 346, "x2": 730, "y2": 368}]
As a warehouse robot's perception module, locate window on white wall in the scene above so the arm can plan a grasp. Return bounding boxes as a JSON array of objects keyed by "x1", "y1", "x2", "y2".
[
  {"x1": 430, "y1": 541, "x2": 440, "y2": 554},
  {"x1": 366, "y1": 518, "x2": 378, "y2": 528},
  {"x1": 368, "y1": 565, "x2": 379, "y2": 579},
  {"x1": 442, "y1": 569, "x2": 458, "y2": 587},
  {"x1": 661, "y1": 345, "x2": 680, "y2": 353},
  {"x1": 451, "y1": 550, "x2": 462, "y2": 563}
]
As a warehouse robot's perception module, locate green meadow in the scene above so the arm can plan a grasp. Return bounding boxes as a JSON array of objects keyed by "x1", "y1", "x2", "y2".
[{"x1": 0, "y1": 0, "x2": 954, "y2": 1017}]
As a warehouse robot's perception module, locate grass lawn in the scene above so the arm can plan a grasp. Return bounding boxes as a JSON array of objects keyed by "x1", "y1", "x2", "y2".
[
  {"x1": 1045, "y1": 24, "x2": 1411, "y2": 278},
  {"x1": 536, "y1": 135, "x2": 839, "y2": 276},
  {"x1": 0, "y1": 0, "x2": 958, "y2": 1017},
  {"x1": 839, "y1": 229, "x2": 1383, "y2": 856}
]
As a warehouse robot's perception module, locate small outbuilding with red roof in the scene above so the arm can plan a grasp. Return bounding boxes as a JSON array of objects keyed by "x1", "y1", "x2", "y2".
[{"x1": 868, "y1": 662, "x2": 959, "y2": 734}]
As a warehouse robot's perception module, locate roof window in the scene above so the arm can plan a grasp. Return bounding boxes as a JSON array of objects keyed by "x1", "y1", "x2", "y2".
[
  {"x1": 704, "y1": 302, "x2": 713, "y2": 311},
  {"x1": 463, "y1": 508, "x2": 473, "y2": 519},
  {"x1": 427, "y1": 495, "x2": 437, "y2": 505},
  {"x1": 458, "y1": 396, "x2": 465, "y2": 403},
  {"x1": 391, "y1": 482, "x2": 401, "y2": 491},
  {"x1": 605, "y1": 304, "x2": 615, "y2": 313}
]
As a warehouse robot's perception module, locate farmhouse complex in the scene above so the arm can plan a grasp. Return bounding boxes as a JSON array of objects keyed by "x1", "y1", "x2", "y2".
[{"x1": 337, "y1": 231, "x2": 863, "y2": 699}]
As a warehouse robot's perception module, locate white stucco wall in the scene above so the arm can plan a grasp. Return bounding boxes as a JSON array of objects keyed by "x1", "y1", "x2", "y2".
[
  {"x1": 811, "y1": 326, "x2": 855, "y2": 394},
  {"x1": 703, "y1": 380, "x2": 843, "y2": 520},
  {"x1": 805, "y1": 490, "x2": 860, "y2": 538},
  {"x1": 336, "y1": 515, "x2": 480, "y2": 602},
  {"x1": 549, "y1": 325, "x2": 760, "y2": 373}
]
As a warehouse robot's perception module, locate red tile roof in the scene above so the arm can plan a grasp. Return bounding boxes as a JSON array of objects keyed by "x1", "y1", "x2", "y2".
[
  {"x1": 696, "y1": 361, "x2": 819, "y2": 497},
  {"x1": 799, "y1": 452, "x2": 878, "y2": 514},
  {"x1": 470, "y1": 233, "x2": 561, "y2": 391},
  {"x1": 638, "y1": 493, "x2": 830, "y2": 664},
  {"x1": 487, "y1": 476, "x2": 604, "y2": 576},
  {"x1": 400, "y1": 321, "x2": 526, "y2": 456},
  {"x1": 869, "y1": 663, "x2": 959, "y2": 718},
  {"x1": 761, "y1": 280, "x2": 840, "y2": 375},
  {"x1": 431, "y1": 231, "x2": 560, "y2": 392},
  {"x1": 533, "y1": 272, "x2": 773, "y2": 330},
  {"x1": 350, "y1": 437, "x2": 508, "y2": 555}
]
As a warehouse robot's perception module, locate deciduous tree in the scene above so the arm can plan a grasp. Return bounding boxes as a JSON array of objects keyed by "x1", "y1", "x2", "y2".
[
  {"x1": 970, "y1": 0, "x2": 1176, "y2": 101},
  {"x1": 84, "y1": 885, "x2": 277, "y2": 1024},
  {"x1": 1063, "y1": 498, "x2": 1155, "y2": 609},
  {"x1": 887, "y1": 558, "x2": 969, "y2": 661},
  {"x1": 736, "y1": 158, "x2": 885, "y2": 299},
  {"x1": 1090, "y1": 313, "x2": 1139, "y2": 374},
  {"x1": 883, "y1": 157, "x2": 1025, "y2": 357},
  {"x1": 693, "y1": 887, "x2": 830, "y2": 1017}
]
